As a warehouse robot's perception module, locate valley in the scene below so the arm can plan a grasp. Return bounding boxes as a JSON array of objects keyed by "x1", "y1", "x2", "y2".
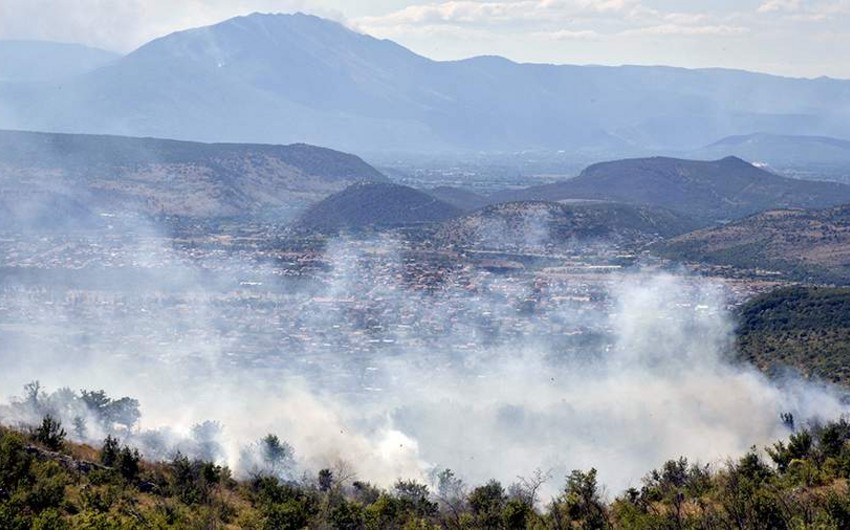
[{"x1": 2, "y1": 7, "x2": 850, "y2": 529}]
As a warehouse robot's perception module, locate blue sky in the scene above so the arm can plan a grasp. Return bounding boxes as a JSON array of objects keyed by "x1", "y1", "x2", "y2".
[{"x1": 1, "y1": 0, "x2": 848, "y2": 78}]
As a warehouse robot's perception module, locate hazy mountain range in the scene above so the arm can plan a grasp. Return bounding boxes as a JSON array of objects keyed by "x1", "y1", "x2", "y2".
[
  {"x1": 2, "y1": 12, "x2": 850, "y2": 154},
  {"x1": 0, "y1": 40, "x2": 118, "y2": 82}
]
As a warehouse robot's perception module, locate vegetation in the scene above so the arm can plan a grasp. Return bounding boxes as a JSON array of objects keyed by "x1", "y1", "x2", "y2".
[
  {"x1": 658, "y1": 206, "x2": 850, "y2": 284},
  {"x1": 6, "y1": 416, "x2": 850, "y2": 529},
  {"x1": 736, "y1": 286, "x2": 850, "y2": 385}
]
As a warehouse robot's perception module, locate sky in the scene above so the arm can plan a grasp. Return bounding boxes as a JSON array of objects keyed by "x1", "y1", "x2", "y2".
[{"x1": 1, "y1": 0, "x2": 848, "y2": 79}]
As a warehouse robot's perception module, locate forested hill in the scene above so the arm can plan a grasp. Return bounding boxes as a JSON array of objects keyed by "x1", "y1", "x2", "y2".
[{"x1": 737, "y1": 286, "x2": 850, "y2": 385}]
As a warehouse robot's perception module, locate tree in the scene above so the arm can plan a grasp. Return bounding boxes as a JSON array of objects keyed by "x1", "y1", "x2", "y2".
[
  {"x1": 318, "y1": 468, "x2": 334, "y2": 492},
  {"x1": 434, "y1": 468, "x2": 466, "y2": 526},
  {"x1": 23, "y1": 381, "x2": 45, "y2": 412},
  {"x1": 106, "y1": 397, "x2": 141, "y2": 432},
  {"x1": 555, "y1": 468, "x2": 608, "y2": 530},
  {"x1": 468, "y1": 479, "x2": 506, "y2": 529},
  {"x1": 101, "y1": 435, "x2": 120, "y2": 467},
  {"x1": 191, "y1": 420, "x2": 224, "y2": 462},
  {"x1": 393, "y1": 479, "x2": 437, "y2": 518},
  {"x1": 260, "y1": 434, "x2": 295, "y2": 479},
  {"x1": 117, "y1": 446, "x2": 141, "y2": 482},
  {"x1": 34, "y1": 415, "x2": 66, "y2": 451}
]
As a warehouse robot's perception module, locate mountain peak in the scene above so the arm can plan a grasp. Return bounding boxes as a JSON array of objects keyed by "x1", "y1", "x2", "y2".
[
  {"x1": 221, "y1": 11, "x2": 354, "y2": 34},
  {"x1": 719, "y1": 155, "x2": 752, "y2": 166}
]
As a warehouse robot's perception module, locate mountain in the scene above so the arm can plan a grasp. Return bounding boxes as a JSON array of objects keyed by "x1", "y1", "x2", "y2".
[
  {"x1": 695, "y1": 133, "x2": 850, "y2": 167},
  {"x1": 2, "y1": 13, "x2": 850, "y2": 152},
  {"x1": 657, "y1": 205, "x2": 850, "y2": 284},
  {"x1": 736, "y1": 286, "x2": 850, "y2": 385},
  {"x1": 690, "y1": 133, "x2": 850, "y2": 184},
  {"x1": 0, "y1": 129, "x2": 387, "y2": 221},
  {"x1": 294, "y1": 182, "x2": 463, "y2": 233},
  {"x1": 0, "y1": 40, "x2": 119, "y2": 82},
  {"x1": 490, "y1": 156, "x2": 850, "y2": 223},
  {"x1": 435, "y1": 200, "x2": 698, "y2": 250}
]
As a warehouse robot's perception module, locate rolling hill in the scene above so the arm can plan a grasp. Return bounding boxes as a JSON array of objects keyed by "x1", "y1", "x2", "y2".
[
  {"x1": 435, "y1": 200, "x2": 698, "y2": 250},
  {"x1": 2, "y1": 13, "x2": 850, "y2": 152},
  {"x1": 294, "y1": 182, "x2": 463, "y2": 233},
  {"x1": 0, "y1": 129, "x2": 387, "y2": 222},
  {"x1": 490, "y1": 156, "x2": 850, "y2": 223},
  {"x1": 657, "y1": 205, "x2": 850, "y2": 284}
]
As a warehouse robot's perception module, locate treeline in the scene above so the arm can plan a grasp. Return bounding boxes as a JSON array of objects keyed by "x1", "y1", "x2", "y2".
[{"x1": 5, "y1": 410, "x2": 850, "y2": 528}]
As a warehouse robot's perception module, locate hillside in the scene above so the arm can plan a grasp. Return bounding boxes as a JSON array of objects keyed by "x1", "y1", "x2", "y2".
[
  {"x1": 658, "y1": 206, "x2": 850, "y2": 284},
  {"x1": 737, "y1": 286, "x2": 850, "y2": 385},
  {"x1": 5, "y1": 403, "x2": 850, "y2": 529},
  {"x1": 2, "y1": 13, "x2": 850, "y2": 152},
  {"x1": 491, "y1": 156, "x2": 850, "y2": 223},
  {"x1": 0, "y1": 130, "x2": 387, "y2": 221},
  {"x1": 294, "y1": 182, "x2": 463, "y2": 233},
  {"x1": 435, "y1": 200, "x2": 698, "y2": 250}
]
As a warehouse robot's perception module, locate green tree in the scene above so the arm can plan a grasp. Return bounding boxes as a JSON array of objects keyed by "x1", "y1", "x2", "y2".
[{"x1": 34, "y1": 415, "x2": 66, "y2": 451}]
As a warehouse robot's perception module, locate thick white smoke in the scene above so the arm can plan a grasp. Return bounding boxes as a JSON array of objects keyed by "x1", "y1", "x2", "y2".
[{"x1": 0, "y1": 228, "x2": 846, "y2": 499}]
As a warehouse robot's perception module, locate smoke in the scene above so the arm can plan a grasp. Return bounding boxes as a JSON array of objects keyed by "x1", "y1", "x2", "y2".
[{"x1": 0, "y1": 221, "x2": 847, "y2": 499}]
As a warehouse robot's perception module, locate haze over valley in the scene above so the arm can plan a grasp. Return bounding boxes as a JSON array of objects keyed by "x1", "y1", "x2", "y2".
[{"x1": 3, "y1": 6, "x2": 850, "y2": 529}]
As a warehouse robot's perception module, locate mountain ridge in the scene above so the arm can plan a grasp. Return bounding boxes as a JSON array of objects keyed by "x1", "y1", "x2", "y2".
[{"x1": 3, "y1": 12, "x2": 850, "y2": 152}]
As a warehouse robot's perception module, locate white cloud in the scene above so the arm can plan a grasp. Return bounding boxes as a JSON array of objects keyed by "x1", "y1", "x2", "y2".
[
  {"x1": 356, "y1": 0, "x2": 642, "y2": 29},
  {"x1": 623, "y1": 24, "x2": 749, "y2": 37},
  {"x1": 757, "y1": 0, "x2": 802, "y2": 13},
  {"x1": 662, "y1": 12, "x2": 709, "y2": 25},
  {"x1": 535, "y1": 28, "x2": 602, "y2": 40},
  {"x1": 758, "y1": 0, "x2": 849, "y2": 19}
]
